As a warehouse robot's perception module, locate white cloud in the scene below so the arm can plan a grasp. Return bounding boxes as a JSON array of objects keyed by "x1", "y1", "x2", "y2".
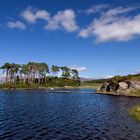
[
  {"x1": 78, "y1": 6, "x2": 140, "y2": 42},
  {"x1": 21, "y1": 8, "x2": 78, "y2": 32},
  {"x1": 70, "y1": 65, "x2": 87, "y2": 72},
  {"x1": 78, "y1": 28, "x2": 90, "y2": 38},
  {"x1": 45, "y1": 9, "x2": 79, "y2": 32},
  {"x1": 85, "y1": 4, "x2": 109, "y2": 15},
  {"x1": 102, "y1": 6, "x2": 137, "y2": 17},
  {"x1": 21, "y1": 8, "x2": 50, "y2": 24},
  {"x1": 7, "y1": 21, "x2": 26, "y2": 30},
  {"x1": 104, "y1": 75, "x2": 114, "y2": 79}
]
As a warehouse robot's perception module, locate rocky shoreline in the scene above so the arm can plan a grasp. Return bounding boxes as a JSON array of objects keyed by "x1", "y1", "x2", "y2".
[
  {"x1": 99, "y1": 80, "x2": 140, "y2": 97},
  {"x1": 96, "y1": 91, "x2": 140, "y2": 97}
]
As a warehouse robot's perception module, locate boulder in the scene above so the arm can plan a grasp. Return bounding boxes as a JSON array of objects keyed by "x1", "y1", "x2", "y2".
[
  {"x1": 100, "y1": 82, "x2": 119, "y2": 92},
  {"x1": 100, "y1": 80, "x2": 140, "y2": 95},
  {"x1": 117, "y1": 81, "x2": 140, "y2": 95},
  {"x1": 130, "y1": 81, "x2": 140, "y2": 89},
  {"x1": 118, "y1": 82, "x2": 128, "y2": 90},
  {"x1": 106, "y1": 81, "x2": 119, "y2": 92},
  {"x1": 100, "y1": 83, "x2": 109, "y2": 92}
]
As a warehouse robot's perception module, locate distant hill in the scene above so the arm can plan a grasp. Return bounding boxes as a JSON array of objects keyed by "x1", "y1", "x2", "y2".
[
  {"x1": 83, "y1": 73, "x2": 140, "y2": 84},
  {"x1": 80, "y1": 77, "x2": 95, "y2": 82}
]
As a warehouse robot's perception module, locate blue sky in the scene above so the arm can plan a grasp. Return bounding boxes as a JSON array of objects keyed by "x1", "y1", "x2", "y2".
[{"x1": 0, "y1": 0, "x2": 140, "y2": 78}]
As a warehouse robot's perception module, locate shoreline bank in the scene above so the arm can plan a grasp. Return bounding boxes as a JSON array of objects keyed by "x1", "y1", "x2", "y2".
[
  {"x1": 96, "y1": 91, "x2": 140, "y2": 97},
  {"x1": 0, "y1": 86, "x2": 98, "y2": 91},
  {"x1": 1, "y1": 86, "x2": 140, "y2": 97}
]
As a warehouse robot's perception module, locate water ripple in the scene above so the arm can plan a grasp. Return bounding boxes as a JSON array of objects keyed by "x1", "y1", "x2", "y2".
[{"x1": 0, "y1": 89, "x2": 140, "y2": 139}]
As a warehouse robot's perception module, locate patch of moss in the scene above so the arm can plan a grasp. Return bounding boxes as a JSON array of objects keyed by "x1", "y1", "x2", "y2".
[{"x1": 129, "y1": 105, "x2": 140, "y2": 122}]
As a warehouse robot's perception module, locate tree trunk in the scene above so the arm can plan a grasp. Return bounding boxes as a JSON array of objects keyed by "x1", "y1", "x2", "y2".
[{"x1": 6, "y1": 69, "x2": 8, "y2": 84}]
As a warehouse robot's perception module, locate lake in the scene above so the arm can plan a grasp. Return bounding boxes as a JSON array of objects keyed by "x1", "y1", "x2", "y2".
[{"x1": 0, "y1": 89, "x2": 140, "y2": 140}]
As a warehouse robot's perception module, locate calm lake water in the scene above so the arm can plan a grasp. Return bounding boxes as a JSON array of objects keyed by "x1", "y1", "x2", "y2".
[{"x1": 0, "y1": 89, "x2": 140, "y2": 140}]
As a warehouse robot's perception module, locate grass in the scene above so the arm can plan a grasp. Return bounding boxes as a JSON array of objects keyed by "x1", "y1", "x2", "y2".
[
  {"x1": 0, "y1": 83, "x2": 40, "y2": 90},
  {"x1": 0, "y1": 78, "x2": 81, "y2": 90},
  {"x1": 129, "y1": 105, "x2": 140, "y2": 122},
  {"x1": 0, "y1": 81, "x2": 102, "y2": 91},
  {"x1": 80, "y1": 83, "x2": 102, "y2": 89},
  {"x1": 130, "y1": 89, "x2": 140, "y2": 96}
]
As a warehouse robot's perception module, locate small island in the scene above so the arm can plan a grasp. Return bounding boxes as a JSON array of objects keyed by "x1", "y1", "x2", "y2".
[{"x1": 0, "y1": 62, "x2": 80, "y2": 90}]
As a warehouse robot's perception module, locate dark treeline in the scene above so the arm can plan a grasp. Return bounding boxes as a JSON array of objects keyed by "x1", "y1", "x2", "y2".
[{"x1": 0, "y1": 62, "x2": 80, "y2": 88}]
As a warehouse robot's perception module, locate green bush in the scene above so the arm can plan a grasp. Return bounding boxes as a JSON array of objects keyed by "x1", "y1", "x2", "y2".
[
  {"x1": 0, "y1": 77, "x2": 80, "y2": 89},
  {"x1": 45, "y1": 77, "x2": 80, "y2": 87}
]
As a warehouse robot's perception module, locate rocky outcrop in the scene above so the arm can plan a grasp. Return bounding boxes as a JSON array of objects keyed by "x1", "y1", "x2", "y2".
[
  {"x1": 118, "y1": 82, "x2": 128, "y2": 90},
  {"x1": 100, "y1": 81, "x2": 119, "y2": 92},
  {"x1": 130, "y1": 81, "x2": 140, "y2": 89},
  {"x1": 117, "y1": 82, "x2": 129, "y2": 94},
  {"x1": 100, "y1": 80, "x2": 140, "y2": 95},
  {"x1": 100, "y1": 83, "x2": 109, "y2": 92}
]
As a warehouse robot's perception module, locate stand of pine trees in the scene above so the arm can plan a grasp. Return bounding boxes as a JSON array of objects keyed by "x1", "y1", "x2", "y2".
[{"x1": 0, "y1": 62, "x2": 80, "y2": 89}]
